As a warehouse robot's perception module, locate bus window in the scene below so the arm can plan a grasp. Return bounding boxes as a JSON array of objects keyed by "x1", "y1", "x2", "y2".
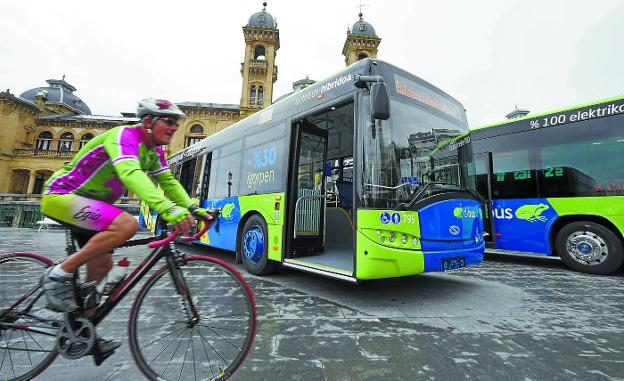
[
  {"x1": 535, "y1": 120, "x2": 624, "y2": 197},
  {"x1": 491, "y1": 149, "x2": 536, "y2": 198},
  {"x1": 178, "y1": 158, "x2": 197, "y2": 195},
  {"x1": 213, "y1": 153, "x2": 242, "y2": 198},
  {"x1": 199, "y1": 152, "x2": 212, "y2": 200},
  {"x1": 242, "y1": 138, "x2": 286, "y2": 194}
]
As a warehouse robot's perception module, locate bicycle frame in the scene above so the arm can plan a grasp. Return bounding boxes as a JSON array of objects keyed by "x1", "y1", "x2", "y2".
[
  {"x1": 88, "y1": 235, "x2": 180, "y2": 326},
  {"x1": 86, "y1": 216, "x2": 212, "y2": 327}
]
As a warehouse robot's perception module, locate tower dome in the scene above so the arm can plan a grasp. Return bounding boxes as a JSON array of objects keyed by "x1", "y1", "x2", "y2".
[
  {"x1": 248, "y1": 2, "x2": 276, "y2": 28},
  {"x1": 20, "y1": 78, "x2": 91, "y2": 115},
  {"x1": 350, "y1": 13, "x2": 376, "y2": 37}
]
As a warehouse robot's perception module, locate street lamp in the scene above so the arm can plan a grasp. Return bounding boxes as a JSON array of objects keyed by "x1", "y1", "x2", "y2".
[{"x1": 227, "y1": 171, "x2": 232, "y2": 197}]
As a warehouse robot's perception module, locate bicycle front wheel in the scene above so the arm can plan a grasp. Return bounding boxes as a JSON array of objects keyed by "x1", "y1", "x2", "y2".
[
  {"x1": 0, "y1": 252, "x2": 60, "y2": 381},
  {"x1": 129, "y1": 255, "x2": 257, "y2": 381}
]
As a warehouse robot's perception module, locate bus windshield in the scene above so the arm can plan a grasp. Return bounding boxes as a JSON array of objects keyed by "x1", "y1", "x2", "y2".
[{"x1": 362, "y1": 98, "x2": 468, "y2": 209}]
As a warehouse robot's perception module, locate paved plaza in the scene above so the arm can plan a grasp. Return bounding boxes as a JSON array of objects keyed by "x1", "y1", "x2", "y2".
[{"x1": 1, "y1": 227, "x2": 623, "y2": 380}]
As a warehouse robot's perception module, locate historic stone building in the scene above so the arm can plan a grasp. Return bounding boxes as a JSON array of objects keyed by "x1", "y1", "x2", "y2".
[{"x1": 0, "y1": 4, "x2": 379, "y2": 195}]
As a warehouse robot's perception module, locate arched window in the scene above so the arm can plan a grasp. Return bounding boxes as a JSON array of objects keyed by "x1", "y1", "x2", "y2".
[
  {"x1": 58, "y1": 132, "x2": 74, "y2": 152},
  {"x1": 36, "y1": 131, "x2": 53, "y2": 151},
  {"x1": 189, "y1": 124, "x2": 204, "y2": 134},
  {"x1": 80, "y1": 133, "x2": 94, "y2": 148},
  {"x1": 186, "y1": 124, "x2": 205, "y2": 147},
  {"x1": 357, "y1": 52, "x2": 368, "y2": 61},
  {"x1": 254, "y1": 45, "x2": 266, "y2": 60},
  {"x1": 249, "y1": 85, "x2": 257, "y2": 106}
]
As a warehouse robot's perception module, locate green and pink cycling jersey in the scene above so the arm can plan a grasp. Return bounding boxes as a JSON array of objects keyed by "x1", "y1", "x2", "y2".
[{"x1": 42, "y1": 125, "x2": 191, "y2": 232}]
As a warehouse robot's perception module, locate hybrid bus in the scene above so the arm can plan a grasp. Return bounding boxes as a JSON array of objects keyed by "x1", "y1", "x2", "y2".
[
  {"x1": 142, "y1": 59, "x2": 485, "y2": 281},
  {"x1": 453, "y1": 95, "x2": 624, "y2": 274}
]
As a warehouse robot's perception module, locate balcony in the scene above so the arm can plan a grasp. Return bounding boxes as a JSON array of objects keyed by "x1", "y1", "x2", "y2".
[
  {"x1": 14, "y1": 149, "x2": 77, "y2": 158},
  {"x1": 250, "y1": 59, "x2": 268, "y2": 68}
]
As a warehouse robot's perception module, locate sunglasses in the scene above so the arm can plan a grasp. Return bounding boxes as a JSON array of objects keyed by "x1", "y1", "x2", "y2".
[{"x1": 159, "y1": 117, "x2": 178, "y2": 127}]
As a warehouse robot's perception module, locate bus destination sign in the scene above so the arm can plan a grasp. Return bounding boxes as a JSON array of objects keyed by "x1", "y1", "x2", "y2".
[
  {"x1": 393, "y1": 74, "x2": 464, "y2": 122},
  {"x1": 526, "y1": 99, "x2": 624, "y2": 130}
]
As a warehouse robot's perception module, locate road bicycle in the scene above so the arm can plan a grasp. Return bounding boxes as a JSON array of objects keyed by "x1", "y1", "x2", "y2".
[{"x1": 0, "y1": 213, "x2": 257, "y2": 381}]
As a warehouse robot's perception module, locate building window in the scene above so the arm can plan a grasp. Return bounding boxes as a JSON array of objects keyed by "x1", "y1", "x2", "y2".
[
  {"x1": 36, "y1": 131, "x2": 53, "y2": 151},
  {"x1": 186, "y1": 137, "x2": 203, "y2": 147},
  {"x1": 249, "y1": 85, "x2": 264, "y2": 107},
  {"x1": 358, "y1": 52, "x2": 368, "y2": 60},
  {"x1": 58, "y1": 132, "x2": 74, "y2": 152},
  {"x1": 32, "y1": 173, "x2": 45, "y2": 194},
  {"x1": 249, "y1": 86, "x2": 257, "y2": 106},
  {"x1": 190, "y1": 124, "x2": 204, "y2": 134},
  {"x1": 186, "y1": 124, "x2": 205, "y2": 147},
  {"x1": 254, "y1": 45, "x2": 266, "y2": 60},
  {"x1": 80, "y1": 133, "x2": 94, "y2": 148},
  {"x1": 258, "y1": 86, "x2": 264, "y2": 105}
]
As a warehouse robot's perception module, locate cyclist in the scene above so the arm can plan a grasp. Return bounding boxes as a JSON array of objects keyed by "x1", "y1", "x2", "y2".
[{"x1": 40, "y1": 98, "x2": 213, "y2": 356}]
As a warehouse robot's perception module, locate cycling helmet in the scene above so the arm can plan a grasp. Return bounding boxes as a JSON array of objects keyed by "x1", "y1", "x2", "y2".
[{"x1": 136, "y1": 98, "x2": 185, "y2": 119}]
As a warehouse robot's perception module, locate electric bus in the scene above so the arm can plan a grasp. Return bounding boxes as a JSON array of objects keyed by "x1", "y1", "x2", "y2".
[
  {"x1": 141, "y1": 59, "x2": 485, "y2": 281},
  {"x1": 458, "y1": 95, "x2": 624, "y2": 274}
]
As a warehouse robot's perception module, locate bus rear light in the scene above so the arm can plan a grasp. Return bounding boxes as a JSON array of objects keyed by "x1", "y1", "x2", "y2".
[
  {"x1": 272, "y1": 245, "x2": 279, "y2": 251},
  {"x1": 495, "y1": 233, "x2": 502, "y2": 237},
  {"x1": 275, "y1": 195, "x2": 282, "y2": 201},
  {"x1": 274, "y1": 202, "x2": 280, "y2": 210}
]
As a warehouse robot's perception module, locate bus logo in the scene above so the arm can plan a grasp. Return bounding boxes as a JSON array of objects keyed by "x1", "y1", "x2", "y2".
[
  {"x1": 515, "y1": 203, "x2": 549, "y2": 222},
  {"x1": 222, "y1": 202, "x2": 236, "y2": 221},
  {"x1": 453, "y1": 207, "x2": 478, "y2": 219},
  {"x1": 380, "y1": 212, "x2": 391, "y2": 224},
  {"x1": 449, "y1": 225, "x2": 460, "y2": 235}
]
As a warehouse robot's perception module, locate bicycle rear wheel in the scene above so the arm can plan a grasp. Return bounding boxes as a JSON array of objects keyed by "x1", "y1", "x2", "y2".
[
  {"x1": 0, "y1": 252, "x2": 60, "y2": 381},
  {"x1": 129, "y1": 255, "x2": 257, "y2": 381}
]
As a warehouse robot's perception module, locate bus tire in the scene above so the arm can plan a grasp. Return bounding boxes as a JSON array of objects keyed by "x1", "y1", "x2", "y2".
[
  {"x1": 239, "y1": 214, "x2": 278, "y2": 275},
  {"x1": 555, "y1": 221, "x2": 624, "y2": 275}
]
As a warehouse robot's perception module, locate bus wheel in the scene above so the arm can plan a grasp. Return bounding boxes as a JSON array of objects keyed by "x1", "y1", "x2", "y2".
[
  {"x1": 555, "y1": 221, "x2": 624, "y2": 275},
  {"x1": 239, "y1": 214, "x2": 278, "y2": 275}
]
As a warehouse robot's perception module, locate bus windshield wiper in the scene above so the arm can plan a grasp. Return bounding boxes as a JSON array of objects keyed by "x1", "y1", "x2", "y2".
[{"x1": 395, "y1": 182, "x2": 481, "y2": 210}]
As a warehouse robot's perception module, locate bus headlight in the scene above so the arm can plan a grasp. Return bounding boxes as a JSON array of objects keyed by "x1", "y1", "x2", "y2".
[
  {"x1": 401, "y1": 234, "x2": 407, "y2": 244},
  {"x1": 412, "y1": 237, "x2": 419, "y2": 246},
  {"x1": 388, "y1": 232, "x2": 395, "y2": 242}
]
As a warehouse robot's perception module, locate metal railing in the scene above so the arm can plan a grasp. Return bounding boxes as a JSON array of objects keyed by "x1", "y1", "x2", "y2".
[
  {"x1": 13, "y1": 149, "x2": 77, "y2": 158},
  {"x1": 0, "y1": 194, "x2": 141, "y2": 228}
]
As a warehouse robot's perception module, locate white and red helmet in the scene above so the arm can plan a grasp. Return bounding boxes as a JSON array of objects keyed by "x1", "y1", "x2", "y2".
[{"x1": 136, "y1": 98, "x2": 185, "y2": 119}]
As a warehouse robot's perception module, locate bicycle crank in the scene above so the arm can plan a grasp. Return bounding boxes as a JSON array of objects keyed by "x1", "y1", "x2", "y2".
[{"x1": 56, "y1": 316, "x2": 95, "y2": 359}]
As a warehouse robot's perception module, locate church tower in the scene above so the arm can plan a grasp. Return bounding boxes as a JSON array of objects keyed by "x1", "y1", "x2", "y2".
[
  {"x1": 342, "y1": 12, "x2": 381, "y2": 66},
  {"x1": 240, "y1": 2, "x2": 279, "y2": 114}
]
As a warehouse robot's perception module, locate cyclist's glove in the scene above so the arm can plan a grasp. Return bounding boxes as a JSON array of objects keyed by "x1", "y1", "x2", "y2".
[
  {"x1": 188, "y1": 205, "x2": 218, "y2": 220},
  {"x1": 162, "y1": 205, "x2": 191, "y2": 224}
]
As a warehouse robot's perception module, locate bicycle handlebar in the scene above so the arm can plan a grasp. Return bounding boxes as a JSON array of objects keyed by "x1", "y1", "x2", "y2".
[{"x1": 147, "y1": 213, "x2": 217, "y2": 249}]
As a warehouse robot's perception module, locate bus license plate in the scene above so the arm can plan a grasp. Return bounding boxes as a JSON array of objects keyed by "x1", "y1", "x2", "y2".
[{"x1": 441, "y1": 256, "x2": 466, "y2": 271}]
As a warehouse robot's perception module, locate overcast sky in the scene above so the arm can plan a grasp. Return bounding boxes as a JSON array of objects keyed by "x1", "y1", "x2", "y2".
[{"x1": 1, "y1": 0, "x2": 623, "y2": 127}]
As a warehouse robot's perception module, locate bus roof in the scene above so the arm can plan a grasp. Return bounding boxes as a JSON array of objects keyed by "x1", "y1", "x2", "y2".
[
  {"x1": 473, "y1": 94, "x2": 624, "y2": 132},
  {"x1": 170, "y1": 58, "x2": 468, "y2": 163}
]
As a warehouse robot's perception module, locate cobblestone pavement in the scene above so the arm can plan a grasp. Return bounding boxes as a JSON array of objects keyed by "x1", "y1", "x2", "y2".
[{"x1": 1, "y1": 228, "x2": 623, "y2": 381}]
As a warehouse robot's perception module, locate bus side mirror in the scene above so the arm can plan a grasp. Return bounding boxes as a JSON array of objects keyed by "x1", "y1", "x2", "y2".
[{"x1": 371, "y1": 82, "x2": 390, "y2": 120}]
